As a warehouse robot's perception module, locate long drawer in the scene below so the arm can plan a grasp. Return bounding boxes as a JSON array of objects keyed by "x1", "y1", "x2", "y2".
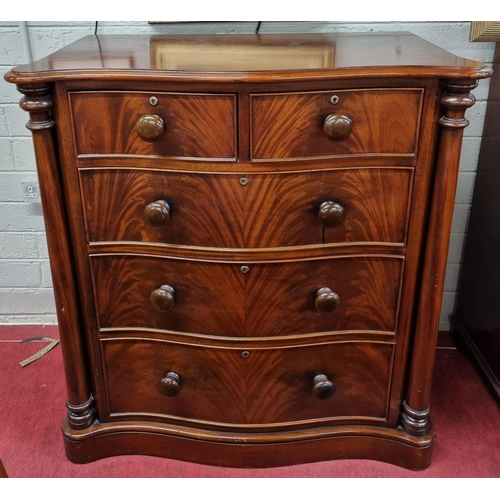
[
  {"x1": 91, "y1": 254, "x2": 403, "y2": 336},
  {"x1": 101, "y1": 338, "x2": 394, "y2": 425},
  {"x1": 80, "y1": 167, "x2": 413, "y2": 247}
]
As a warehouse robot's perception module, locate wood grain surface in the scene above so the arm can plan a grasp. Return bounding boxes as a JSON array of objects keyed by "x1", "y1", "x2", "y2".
[
  {"x1": 102, "y1": 338, "x2": 393, "y2": 425},
  {"x1": 80, "y1": 167, "x2": 413, "y2": 247},
  {"x1": 91, "y1": 254, "x2": 403, "y2": 336},
  {"x1": 5, "y1": 34, "x2": 492, "y2": 84},
  {"x1": 251, "y1": 89, "x2": 423, "y2": 159},
  {"x1": 70, "y1": 91, "x2": 237, "y2": 159},
  {"x1": 6, "y1": 33, "x2": 491, "y2": 470}
]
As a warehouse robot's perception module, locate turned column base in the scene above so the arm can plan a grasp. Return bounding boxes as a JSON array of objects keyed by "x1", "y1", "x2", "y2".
[
  {"x1": 401, "y1": 401, "x2": 431, "y2": 437},
  {"x1": 67, "y1": 395, "x2": 97, "y2": 430}
]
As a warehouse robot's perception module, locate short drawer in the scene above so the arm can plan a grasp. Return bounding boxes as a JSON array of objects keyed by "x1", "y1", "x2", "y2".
[
  {"x1": 251, "y1": 88, "x2": 423, "y2": 160},
  {"x1": 91, "y1": 254, "x2": 403, "y2": 336},
  {"x1": 102, "y1": 338, "x2": 393, "y2": 425},
  {"x1": 80, "y1": 167, "x2": 412, "y2": 247},
  {"x1": 70, "y1": 91, "x2": 237, "y2": 160}
]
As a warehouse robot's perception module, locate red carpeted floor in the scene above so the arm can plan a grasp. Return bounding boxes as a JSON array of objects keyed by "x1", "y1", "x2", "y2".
[{"x1": 0, "y1": 325, "x2": 499, "y2": 478}]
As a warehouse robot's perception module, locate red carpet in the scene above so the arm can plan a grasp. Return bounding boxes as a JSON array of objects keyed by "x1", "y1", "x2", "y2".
[{"x1": 1, "y1": 325, "x2": 499, "y2": 478}]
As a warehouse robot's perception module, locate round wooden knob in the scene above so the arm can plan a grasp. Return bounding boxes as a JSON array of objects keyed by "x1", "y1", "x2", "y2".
[
  {"x1": 136, "y1": 114, "x2": 165, "y2": 142},
  {"x1": 315, "y1": 287, "x2": 340, "y2": 314},
  {"x1": 144, "y1": 200, "x2": 170, "y2": 226},
  {"x1": 150, "y1": 284, "x2": 175, "y2": 311},
  {"x1": 312, "y1": 374, "x2": 336, "y2": 400},
  {"x1": 323, "y1": 114, "x2": 353, "y2": 141},
  {"x1": 158, "y1": 372, "x2": 180, "y2": 398},
  {"x1": 318, "y1": 201, "x2": 346, "y2": 228}
]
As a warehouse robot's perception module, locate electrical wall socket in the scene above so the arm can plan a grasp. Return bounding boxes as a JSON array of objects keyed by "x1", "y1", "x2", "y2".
[{"x1": 21, "y1": 181, "x2": 40, "y2": 202}]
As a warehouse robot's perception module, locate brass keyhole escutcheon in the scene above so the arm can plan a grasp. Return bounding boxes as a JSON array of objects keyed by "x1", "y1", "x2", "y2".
[
  {"x1": 242, "y1": 351, "x2": 250, "y2": 358},
  {"x1": 239, "y1": 177, "x2": 249, "y2": 186},
  {"x1": 240, "y1": 265, "x2": 250, "y2": 274},
  {"x1": 330, "y1": 95, "x2": 340, "y2": 105},
  {"x1": 149, "y1": 96, "x2": 159, "y2": 106}
]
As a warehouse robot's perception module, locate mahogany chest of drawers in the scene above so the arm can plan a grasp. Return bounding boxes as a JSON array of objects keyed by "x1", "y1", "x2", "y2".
[{"x1": 5, "y1": 33, "x2": 492, "y2": 470}]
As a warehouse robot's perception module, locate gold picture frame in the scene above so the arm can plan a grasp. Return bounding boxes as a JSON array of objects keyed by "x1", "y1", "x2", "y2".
[{"x1": 470, "y1": 21, "x2": 500, "y2": 42}]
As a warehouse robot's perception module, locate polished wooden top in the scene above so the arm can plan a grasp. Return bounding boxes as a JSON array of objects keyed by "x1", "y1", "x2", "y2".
[{"x1": 5, "y1": 33, "x2": 493, "y2": 84}]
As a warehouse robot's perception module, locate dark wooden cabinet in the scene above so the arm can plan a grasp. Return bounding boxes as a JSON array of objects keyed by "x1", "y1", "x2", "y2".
[
  {"x1": 5, "y1": 33, "x2": 492, "y2": 470},
  {"x1": 453, "y1": 43, "x2": 500, "y2": 401}
]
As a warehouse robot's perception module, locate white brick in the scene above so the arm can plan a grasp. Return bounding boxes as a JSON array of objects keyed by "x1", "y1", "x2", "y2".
[
  {"x1": 0, "y1": 260, "x2": 42, "y2": 287},
  {"x1": 27, "y1": 22, "x2": 93, "y2": 28},
  {"x1": 11, "y1": 138, "x2": 36, "y2": 171},
  {"x1": 29, "y1": 28, "x2": 73, "y2": 60},
  {"x1": 439, "y1": 318, "x2": 452, "y2": 332},
  {"x1": 0, "y1": 66, "x2": 20, "y2": 103},
  {"x1": 0, "y1": 314, "x2": 58, "y2": 324},
  {"x1": 41, "y1": 260, "x2": 53, "y2": 287},
  {"x1": 36, "y1": 233, "x2": 48, "y2": 258},
  {"x1": 0, "y1": 288, "x2": 56, "y2": 314},
  {"x1": 439, "y1": 292, "x2": 458, "y2": 330},
  {"x1": 0, "y1": 107, "x2": 7, "y2": 135},
  {"x1": 474, "y1": 77, "x2": 492, "y2": 102},
  {"x1": 444, "y1": 264, "x2": 461, "y2": 293},
  {"x1": 450, "y1": 204, "x2": 471, "y2": 234},
  {"x1": 459, "y1": 137, "x2": 482, "y2": 173},
  {"x1": 464, "y1": 100, "x2": 487, "y2": 138},
  {"x1": 96, "y1": 23, "x2": 217, "y2": 35},
  {"x1": 447, "y1": 232, "x2": 467, "y2": 265},
  {"x1": 97, "y1": 22, "x2": 145, "y2": 28},
  {"x1": 0, "y1": 172, "x2": 39, "y2": 202},
  {"x1": 0, "y1": 202, "x2": 46, "y2": 232},
  {"x1": 0, "y1": 137, "x2": 14, "y2": 171},
  {"x1": 61, "y1": 27, "x2": 103, "y2": 47},
  {"x1": 0, "y1": 233, "x2": 38, "y2": 258},
  {"x1": 454, "y1": 172, "x2": 477, "y2": 205},
  {"x1": 0, "y1": 29, "x2": 23, "y2": 65},
  {"x1": 3, "y1": 104, "x2": 30, "y2": 136},
  {"x1": 408, "y1": 22, "x2": 495, "y2": 63}
]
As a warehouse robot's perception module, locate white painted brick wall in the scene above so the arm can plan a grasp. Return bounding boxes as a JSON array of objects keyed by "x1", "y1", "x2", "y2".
[
  {"x1": 0, "y1": 107, "x2": 8, "y2": 135},
  {"x1": 0, "y1": 67, "x2": 19, "y2": 102},
  {"x1": 0, "y1": 288, "x2": 56, "y2": 314},
  {"x1": 11, "y1": 139, "x2": 36, "y2": 170},
  {"x1": 0, "y1": 202, "x2": 46, "y2": 232},
  {"x1": 0, "y1": 21, "x2": 496, "y2": 328},
  {"x1": 0, "y1": 260, "x2": 42, "y2": 287},
  {"x1": 0, "y1": 232, "x2": 38, "y2": 258}
]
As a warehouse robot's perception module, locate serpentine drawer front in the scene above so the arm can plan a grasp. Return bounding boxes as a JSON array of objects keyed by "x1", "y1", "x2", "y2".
[
  {"x1": 80, "y1": 167, "x2": 413, "y2": 247},
  {"x1": 101, "y1": 338, "x2": 394, "y2": 425},
  {"x1": 5, "y1": 33, "x2": 491, "y2": 470},
  {"x1": 91, "y1": 254, "x2": 403, "y2": 336}
]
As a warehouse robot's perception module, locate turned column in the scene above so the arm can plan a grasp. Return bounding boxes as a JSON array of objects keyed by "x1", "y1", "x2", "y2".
[
  {"x1": 16, "y1": 83, "x2": 96, "y2": 430},
  {"x1": 401, "y1": 79, "x2": 479, "y2": 436}
]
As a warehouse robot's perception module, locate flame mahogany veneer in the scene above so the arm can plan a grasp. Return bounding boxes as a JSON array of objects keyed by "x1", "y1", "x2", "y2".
[{"x1": 5, "y1": 33, "x2": 492, "y2": 470}]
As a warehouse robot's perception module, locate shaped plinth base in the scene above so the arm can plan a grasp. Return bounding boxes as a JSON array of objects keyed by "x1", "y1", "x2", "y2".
[{"x1": 62, "y1": 418, "x2": 435, "y2": 470}]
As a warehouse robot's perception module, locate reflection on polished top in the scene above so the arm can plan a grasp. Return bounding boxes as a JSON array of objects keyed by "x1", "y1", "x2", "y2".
[{"x1": 5, "y1": 33, "x2": 492, "y2": 83}]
